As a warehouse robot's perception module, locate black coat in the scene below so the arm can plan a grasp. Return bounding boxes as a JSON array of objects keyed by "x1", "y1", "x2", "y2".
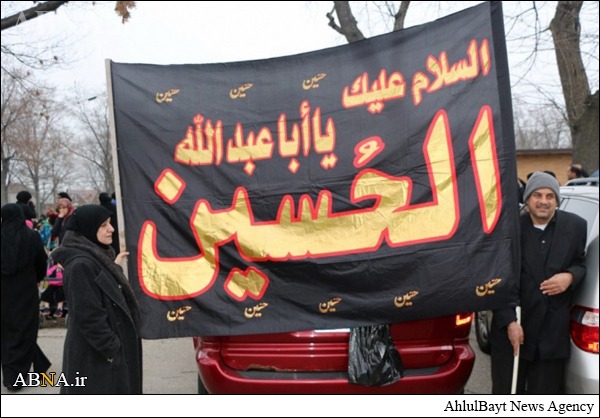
[
  {"x1": 17, "y1": 201, "x2": 37, "y2": 220},
  {"x1": 1, "y1": 202, "x2": 50, "y2": 388},
  {"x1": 53, "y1": 231, "x2": 142, "y2": 394},
  {"x1": 491, "y1": 210, "x2": 587, "y2": 360},
  {"x1": 1, "y1": 235, "x2": 49, "y2": 387}
]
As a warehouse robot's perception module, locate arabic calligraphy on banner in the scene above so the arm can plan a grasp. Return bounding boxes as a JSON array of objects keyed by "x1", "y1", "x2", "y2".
[{"x1": 110, "y1": 1, "x2": 519, "y2": 338}]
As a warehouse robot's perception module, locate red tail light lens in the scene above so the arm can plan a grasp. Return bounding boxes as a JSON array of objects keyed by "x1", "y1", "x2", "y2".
[{"x1": 570, "y1": 305, "x2": 599, "y2": 354}]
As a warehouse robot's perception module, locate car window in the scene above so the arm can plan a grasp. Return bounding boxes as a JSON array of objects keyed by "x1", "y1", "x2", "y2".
[{"x1": 560, "y1": 197, "x2": 599, "y2": 240}]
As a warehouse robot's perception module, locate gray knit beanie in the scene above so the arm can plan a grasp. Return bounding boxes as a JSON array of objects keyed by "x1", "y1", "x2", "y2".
[{"x1": 523, "y1": 171, "x2": 560, "y2": 203}]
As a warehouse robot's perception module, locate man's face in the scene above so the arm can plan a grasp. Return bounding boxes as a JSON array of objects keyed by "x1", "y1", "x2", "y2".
[
  {"x1": 567, "y1": 167, "x2": 576, "y2": 180},
  {"x1": 526, "y1": 188, "x2": 558, "y2": 224}
]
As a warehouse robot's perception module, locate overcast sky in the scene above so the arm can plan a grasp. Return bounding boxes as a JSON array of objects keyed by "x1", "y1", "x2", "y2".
[{"x1": 2, "y1": 1, "x2": 599, "y2": 108}]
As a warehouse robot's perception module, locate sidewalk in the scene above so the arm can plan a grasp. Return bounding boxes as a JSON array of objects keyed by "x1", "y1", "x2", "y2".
[{"x1": 1, "y1": 324, "x2": 197, "y2": 395}]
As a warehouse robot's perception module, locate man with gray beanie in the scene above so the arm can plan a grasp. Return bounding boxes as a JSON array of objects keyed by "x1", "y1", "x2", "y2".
[{"x1": 490, "y1": 171, "x2": 587, "y2": 394}]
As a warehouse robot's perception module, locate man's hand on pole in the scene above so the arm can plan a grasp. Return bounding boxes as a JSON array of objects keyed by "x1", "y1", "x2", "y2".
[{"x1": 507, "y1": 320, "x2": 523, "y2": 357}]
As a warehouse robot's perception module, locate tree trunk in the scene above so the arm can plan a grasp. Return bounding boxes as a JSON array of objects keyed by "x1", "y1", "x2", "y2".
[
  {"x1": 1, "y1": 161, "x2": 9, "y2": 207},
  {"x1": 329, "y1": 1, "x2": 411, "y2": 43},
  {"x1": 571, "y1": 90, "x2": 599, "y2": 172},
  {"x1": 550, "y1": 1, "x2": 598, "y2": 172},
  {"x1": 327, "y1": 1, "x2": 365, "y2": 43}
]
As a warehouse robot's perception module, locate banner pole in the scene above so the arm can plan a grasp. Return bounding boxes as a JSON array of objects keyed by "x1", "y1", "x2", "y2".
[
  {"x1": 511, "y1": 306, "x2": 522, "y2": 394},
  {"x1": 105, "y1": 59, "x2": 128, "y2": 278}
]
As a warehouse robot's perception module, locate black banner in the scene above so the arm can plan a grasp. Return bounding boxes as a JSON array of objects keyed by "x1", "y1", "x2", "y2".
[{"x1": 110, "y1": 1, "x2": 519, "y2": 339}]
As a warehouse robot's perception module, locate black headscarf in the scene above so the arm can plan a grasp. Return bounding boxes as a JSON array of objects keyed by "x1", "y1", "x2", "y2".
[
  {"x1": 64, "y1": 204, "x2": 113, "y2": 248},
  {"x1": 98, "y1": 192, "x2": 116, "y2": 218},
  {"x1": 15, "y1": 191, "x2": 37, "y2": 220},
  {"x1": 99, "y1": 192, "x2": 111, "y2": 205},
  {"x1": 58, "y1": 191, "x2": 72, "y2": 201},
  {"x1": 1, "y1": 203, "x2": 38, "y2": 275},
  {"x1": 16, "y1": 190, "x2": 32, "y2": 204}
]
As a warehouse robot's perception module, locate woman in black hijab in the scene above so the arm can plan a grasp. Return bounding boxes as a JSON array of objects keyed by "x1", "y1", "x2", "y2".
[
  {"x1": 98, "y1": 192, "x2": 119, "y2": 254},
  {"x1": 15, "y1": 190, "x2": 37, "y2": 220},
  {"x1": 52, "y1": 204, "x2": 142, "y2": 394},
  {"x1": 1, "y1": 203, "x2": 50, "y2": 391}
]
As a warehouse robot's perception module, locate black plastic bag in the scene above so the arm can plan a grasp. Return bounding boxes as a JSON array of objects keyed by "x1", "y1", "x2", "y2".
[{"x1": 348, "y1": 324, "x2": 404, "y2": 386}]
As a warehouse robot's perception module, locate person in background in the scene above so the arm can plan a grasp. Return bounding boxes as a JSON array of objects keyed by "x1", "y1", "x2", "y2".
[
  {"x1": 566, "y1": 163, "x2": 589, "y2": 182},
  {"x1": 41, "y1": 208, "x2": 58, "y2": 251},
  {"x1": 518, "y1": 178, "x2": 527, "y2": 204},
  {"x1": 52, "y1": 204, "x2": 142, "y2": 394},
  {"x1": 51, "y1": 198, "x2": 75, "y2": 244},
  {"x1": 57, "y1": 191, "x2": 72, "y2": 202},
  {"x1": 39, "y1": 198, "x2": 74, "y2": 318},
  {"x1": 111, "y1": 192, "x2": 121, "y2": 251},
  {"x1": 490, "y1": 172, "x2": 587, "y2": 394},
  {"x1": 1, "y1": 203, "x2": 51, "y2": 391},
  {"x1": 46, "y1": 207, "x2": 58, "y2": 222},
  {"x1": 35, "y1": 216, "x2": 52, "y2": 249},
  {"x1": 99, "y1": 192, "x2": 119, "y2": 254},
  {"x1": 15, "y1": 190, "x2": 37, "y2": 220}
]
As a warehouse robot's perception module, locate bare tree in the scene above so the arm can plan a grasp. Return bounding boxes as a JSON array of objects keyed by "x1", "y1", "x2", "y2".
[
  {"x1": 1, "y1": 1, "x2": 68, "y2": 32},
  {"x1": 1, "y1": 1, "x2": 136, "y2": 206},
  {"x1": 1, "y1": 1, "x2": 136, "y2": 31},
  {"x1": 551, "y1": 1, "x2": 598, "y2": 172},
  {"x1": 13, "y1": 119, "x2": 73, "y2": 208},
  {"x1": 514, "y1": 100, "x2": 570, "y2": 150},
  {"x1": 1, "y1": 68, "x2": 35, "y2": 206},
  {"x1": 1, "y1": 2, "x2": 70, "y2": 77},
  {"x1": 327, "y1": 1, "x2": 410, "y2": 42},
  {"x1": 1, "y1": 1, "x2": 136, "y2": 81},
  {"x1": 71, "y1": 94, "x2": 115, "y2": 193},
  {"x1": 327, "y1": 1, "x2": 599, "y2": 171},
  {"x1": 1, "y1": 67, "x2": 79, "y2": 208}
]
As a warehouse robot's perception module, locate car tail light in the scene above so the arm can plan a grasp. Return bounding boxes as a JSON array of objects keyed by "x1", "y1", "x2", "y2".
[
  {"x1": 455, "y1": 313, "x2": 473, "y2": 327},
  {"x1": 570, "y1": 305, "x2": 599, "y2": 354}
]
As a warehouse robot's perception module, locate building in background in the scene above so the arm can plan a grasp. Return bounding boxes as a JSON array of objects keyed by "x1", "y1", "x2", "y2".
[
  {"x1": 67, "y1": 189, "x2": 99, "y2": 207},
  {"x1": 516, "y1": 148, "x2": 572, "y2": 185}
]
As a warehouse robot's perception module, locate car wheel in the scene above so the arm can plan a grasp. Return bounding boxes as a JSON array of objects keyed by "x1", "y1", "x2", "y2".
[
  {"x1": 475, "y1": 311, "x2": 491, "y2": 354},
  {"x1": 198, "y1": 375, "x2": 209, "y2": 394}
]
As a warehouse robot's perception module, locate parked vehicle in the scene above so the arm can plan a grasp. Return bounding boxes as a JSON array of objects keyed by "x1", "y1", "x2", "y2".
[
  {"x1": 474, "y1": 310, "x2": 492, "y2": 354},
  {"x1": 193, "y1": 313, "x2": 474, "y2": 394},
  {"x1": 562, "y1": 185, "x2": 599, "y2": 394},
  {"x1": 474, "y1": 183, "x2": 599, "y2": 394},
  {"x1": 565, "y1": 177, "x2": 599, "y2": 187}
]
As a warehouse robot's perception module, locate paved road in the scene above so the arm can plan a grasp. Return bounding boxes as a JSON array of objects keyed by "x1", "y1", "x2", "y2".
[
  {"x1": 2, "y1": 320, "x2": 491, "y2": 395},
  {"x1": 466, "y1": 327, "x2": 492, "y2": 395}
]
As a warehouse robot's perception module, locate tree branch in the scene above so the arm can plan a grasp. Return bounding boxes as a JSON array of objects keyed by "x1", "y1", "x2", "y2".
[
  {"x1": 393, "y1": 1, "x2": 411, "y2": 31},
  {"x1": 328, "y1": 1, "x2": 365, "y2": 43},
  {"x1": 1, "y1": 1, "x2": 70, "y2": 32},
  {"x1": 326, "y1": 7, "x2": 344, "y2": 36}
]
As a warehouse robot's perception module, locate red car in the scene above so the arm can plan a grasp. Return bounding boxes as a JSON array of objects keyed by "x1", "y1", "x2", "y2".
[{"x1": 193, "y1": 313, "x2": 474, "y2": 394}]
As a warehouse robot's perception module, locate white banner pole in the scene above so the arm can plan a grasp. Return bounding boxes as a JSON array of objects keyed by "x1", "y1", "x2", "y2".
[{"x1": 511, "y1": 305, "x2": 522, "y2": 394}]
